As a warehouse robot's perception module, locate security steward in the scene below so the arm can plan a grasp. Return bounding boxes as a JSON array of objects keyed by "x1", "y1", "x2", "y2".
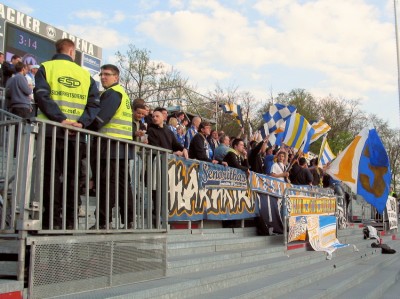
[
  {"x1": 87, "y1": 64, "x2": 134, "y2": 229},
  {"x1": 34, "y1": 38, "x2": 100, "y2": 230}
]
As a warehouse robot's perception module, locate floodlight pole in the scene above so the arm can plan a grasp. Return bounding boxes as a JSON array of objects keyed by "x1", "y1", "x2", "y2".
[{"x1": 394, "y1": 0, "x2": 400, "y2": 128}]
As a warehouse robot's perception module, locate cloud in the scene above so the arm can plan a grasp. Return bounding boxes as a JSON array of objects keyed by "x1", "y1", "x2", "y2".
[
  {"x1": 71, "y1": 10, "x2": 126, "y2": 24},
  {"x1": 61, "y1": 25, "x2": 130, "y2": 50},
  {"x1": 141, "y1": 0, "x2": 396, "y2": 99},
  {"x1": 72, "y1": 10, "x2": 104, "y2": 20},
  {"x1": 176, "y1": 60, "x2": 230, "y2": 83},
  {"x1": 5, "y1": 1, "x2": 34, "y2": 14}
]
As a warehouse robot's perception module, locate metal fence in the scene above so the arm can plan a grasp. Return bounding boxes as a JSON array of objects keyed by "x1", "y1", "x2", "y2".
[{"x1": 0, "y1": 109, "x2": 171, "y2": 234}]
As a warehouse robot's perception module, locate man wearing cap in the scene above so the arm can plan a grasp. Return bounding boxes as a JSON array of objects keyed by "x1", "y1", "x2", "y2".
[
  {"x1": 26, "y1": 64, "x2": 39, "y2": 88},
  {"x1": 25, "y1": 64, "x2": 39, "y2": 116}
]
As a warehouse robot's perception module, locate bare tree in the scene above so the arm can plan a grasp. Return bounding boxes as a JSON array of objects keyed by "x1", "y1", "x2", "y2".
[{"x1": 115, "y1": 44, "x2": 163, "y2": 101}]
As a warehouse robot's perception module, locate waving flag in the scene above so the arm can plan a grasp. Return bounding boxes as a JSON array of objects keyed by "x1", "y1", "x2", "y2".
[
  {"x1": 319, "y1": 139, "x2": 336, "y2": 166},
  {"x1": 220, "y1": 103, "x2": 243, "y2": 127},
  {"x1": 282, "y1": 113, "x2": 315, "y2": 152},
  {"x1": 259, "y1": 123, "x2": 285, "y2": 146},
  {"x1": 311, "y1": 120, "x2": 331, "y2": 143},
  {"x1": 326, "y1": 127, "x2": 391, "y2": 214},
  {"x1": 263, "y1": 103, "x2": 296, "y2": 134}
]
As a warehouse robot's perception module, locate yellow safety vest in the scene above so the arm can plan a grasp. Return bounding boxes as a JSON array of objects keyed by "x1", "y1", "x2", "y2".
[
  {"x1": 99, "y1": 84, "x2": 133, "y2": 140},
  {"x1": 38, "y1": 60, "x2": 91, "y2": 122}
]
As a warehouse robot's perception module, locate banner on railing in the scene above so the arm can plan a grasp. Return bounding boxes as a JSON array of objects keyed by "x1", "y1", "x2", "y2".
[
  {"x1": 255, "y1": 193, "x2": 284, "y2": 234},
  {"x1": 386, "y1": 196, "x2": 398, "y2": 230},
  {"x1": 248, "y1": 172, "x2": 325, "y2": 197},
  {"x1": 288, "y1": 196, "x2": 336, "y2": 216},
  {"x1": 168, "y1": 157, "x2": 255, "y2": 221},
  {"x1": 198, "y1": 162, "x2": 248, "y2": 190},
  {"x1": 289, "y1": 215, "x2": 349, "y2": 257}
]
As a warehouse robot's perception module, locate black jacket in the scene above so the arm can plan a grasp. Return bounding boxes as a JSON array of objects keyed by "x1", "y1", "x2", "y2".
[
  {"x1": 290, "y1": 163, "x2": 313, "y2": 185},
  {"x1": 189, "y1": 133, "x2": 212, "y2": 162},
  {"x1": 248, "y1": 141, "x2": 265, "y2": 174},
  {"x1": 2, "y1": 62, "x2": 16, "y2": 87},
  {"x1": 223, "y1": 151, "x2": 249, "y2": 172},
  {"x1": 147, "y1": 123, "x2": 183, "y2": 152}
]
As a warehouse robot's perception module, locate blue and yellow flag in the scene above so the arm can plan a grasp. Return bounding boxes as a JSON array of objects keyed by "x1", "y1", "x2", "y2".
[
  {"x1": 310, "y1": 120, "x2": 331, "y2": 143},
  {"x1": 326, "y1": 127, "x2": 391, "y2": 214},
  {"x1": 319, "y1": 138, "x2": 336, "y2": 166},
  {"x1": 220, "y1": 103, "x2": 243, "y2": 127},
  {"x1": 282, "y1": 113, "x2": 315, "y2": 152}
]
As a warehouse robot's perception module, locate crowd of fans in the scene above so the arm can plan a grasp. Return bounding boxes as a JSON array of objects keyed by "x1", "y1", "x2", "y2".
[
  {"x1": 130, "y1": 102, "x2": 328, "y2": 187},
  {"x1": 0, "y1": 50, "x2": 326, "y2": 189}
]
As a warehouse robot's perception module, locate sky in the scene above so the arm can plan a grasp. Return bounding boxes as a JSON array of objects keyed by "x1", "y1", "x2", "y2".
[{"x1": 3, "y1": 0, "x2": 400, "y2": 128}]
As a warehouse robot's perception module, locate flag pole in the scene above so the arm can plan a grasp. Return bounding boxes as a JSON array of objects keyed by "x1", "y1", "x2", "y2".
[
  {"x1": 394, "y1": 0, "x2": 400, "y2": 127},
  {"x1": 317, "y1": 134, "x2": 328, "y2": 167}
]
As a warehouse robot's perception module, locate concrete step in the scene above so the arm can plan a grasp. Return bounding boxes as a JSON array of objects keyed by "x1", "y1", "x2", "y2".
[
  {"x1": 168, "y1": 243, "x2": 284, "y2": 275},
  {"x1": 168, "y1": 231, "x2": 375, "y2": 276},
  {"x1": 279, "y1": 240, "x2": 400, "y2": 299},
  {"x1": 0, "y1": 239, "x2": 18, "y2": 254},
  {"x1": 0, "y1": 279, "x2": 23, "y2": 296},
  {"x1": 167, "y1": 235, "x2": 283, "y2": 257},
  {"x1": 0, "y1": 261, "x2": 17, "y2": 276},
  {"x1": 185, "y1": 239, "x2": 388, "y2": 299},
  {"x1": 167, "y1": 227, "x2": 258, "y2": 242},
  {"x1": 338, "y1": 252, "x2": 400, "y2": 299}
]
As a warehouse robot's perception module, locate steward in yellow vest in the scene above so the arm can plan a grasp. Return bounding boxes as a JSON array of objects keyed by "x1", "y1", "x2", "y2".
[
  {"x1": 87, "y1": 64, "x2": 134, "y2": 229},
  {"x1": 35, "y1": 40, "x2": 100, "y2": 132},
  {"x1": 33, "y1": 38, "x2": 100, "y2": 229}
]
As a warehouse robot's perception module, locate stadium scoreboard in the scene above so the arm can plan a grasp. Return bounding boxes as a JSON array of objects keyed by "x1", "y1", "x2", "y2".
[{"x1": 0, "y1": 3, "x2": 102, "y2": 77}]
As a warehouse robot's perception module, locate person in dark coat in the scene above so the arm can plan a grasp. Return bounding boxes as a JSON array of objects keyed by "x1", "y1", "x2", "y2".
[
  {"x1": 290, "y1": 157, "x2": 313, "y2": 185},
  {"x1": 223, "y1": 138, "x2": 249, "y2": 172},
  {"x1": 147, "y1": 107, "x2": 188, "y2": 158},
  {"x1": 188, "y1": 121, "x2": 219, "y2": 164},
  {"x1": 248, "y1": 137, "x2": 268, "y2": 174}
]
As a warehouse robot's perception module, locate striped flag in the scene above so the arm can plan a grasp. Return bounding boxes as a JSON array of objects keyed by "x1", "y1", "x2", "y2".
[
  {"x1": 263, "y1": 103, "x2": 296, "y2": 134},
  {"x1": 259, "y1": 123, "x2": 285, "y2": 146},
  {"x1": 319, "y1": 138, "x2": 336, "y2": 166},
  {"x1": 282, "y1": 113, "x2": 315, "y2": 152},
  {"x1": 220, "y1": 103, "x2": 243, "y2": 127},
  {"x1": 326, "y1": 127, "x2": 391, "y2": 213},
  {"x1": 311, "y1": 120, "x2": 331, "y2": 143}
]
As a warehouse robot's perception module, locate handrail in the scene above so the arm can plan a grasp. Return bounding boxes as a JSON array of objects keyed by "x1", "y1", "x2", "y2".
[{"x1": 282, "y1": 187, "x2": 338, "y2": 253}]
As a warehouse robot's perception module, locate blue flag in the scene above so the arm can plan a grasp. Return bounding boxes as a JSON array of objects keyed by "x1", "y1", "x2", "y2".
[
  {"x1": 263, "y1": 103, "x2": 296, "y2": 134},
  {"x1": 327, "y1": 128, "x2": 391, "y2": 214}
]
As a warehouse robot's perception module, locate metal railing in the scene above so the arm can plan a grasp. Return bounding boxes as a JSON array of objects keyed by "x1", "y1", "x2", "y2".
[
  {"x1": 0, "y1": 108, "x2": 171, "y2": 234},
  {"x1": 282, "y1": 187, "x2": 338, "y2": 251}
]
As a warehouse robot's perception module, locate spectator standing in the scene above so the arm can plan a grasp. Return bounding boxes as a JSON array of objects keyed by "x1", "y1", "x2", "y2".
[
  {"x1": 270, "y1": 151, "x2": 289, "y2": 182},
  {"x1": 214, "y1": 134, "x2": 230, "y2": 162},
  {"x1": 184, "y1": 116, "x2": 201, "y2": 149},
  {"x1": 176, "y1": 111, "x2": 185, "y2": 124},
  {"x1": 309, "y1": 158, "x2": 322, "y2": 186},
  {"x1": 189, "y1": 121, "x2": 219, "y2": 164},
  {"x1": 2, "y1": 54, "x2": 21, "y2": 87},
  {"x1": 248, "y1": 137, "x2": 268, "y2": 174},
  {"x1": 264, "y1": 147, "x2": 275, "y2": 175},
  {"x1": 168, "y1": 117, "x2": 179, "y2": 140},
  {"x1": 34, "y1": 38, "x2": 100, "y2": 229},
  {"x1": 176, "y1": 125, "x2": 186, "y2": 147},
  {"x1": 0, "y1": 52, "x2": 4, "y2": 87},
  {"x1": 132, "y1": 103, "x2": 147, "y2": 142},
  {"x1": 223, "y1": 138, "x2": 249, "y2": 172},
  {"x1": 147, "y1": 108, "x2": 188, "y2": 158},
  {"x1": 25, "y1": 64, "x2": 40, "y2": 116},
  {"x1": 5, "y1": 62, "x2": 32, "y2": 118},
  {"x1": 290, "y1": 157, "x2": 313, "y2": 185},
  {"x1": 88, "y1": 64, "x2": 134, "y2": 229},
  {"x1": 207, "y1": 129, "x2": 220, "y2": 157}
]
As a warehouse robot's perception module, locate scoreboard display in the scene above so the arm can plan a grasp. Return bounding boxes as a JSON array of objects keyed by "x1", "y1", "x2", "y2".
[
  {"x1": 0, "y1": 3, "x2": 100, "y2": 75},
  {"x1": 5, "y1": 23, "x2": 81, "y2": 65}
]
